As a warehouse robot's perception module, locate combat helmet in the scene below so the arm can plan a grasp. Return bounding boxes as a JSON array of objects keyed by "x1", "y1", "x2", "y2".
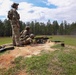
[
  {"x1": 11, "y1": 3, "x2": 19, "y2": 8},
  {"x1": 25, "y1": 26, "x2": 30, "y2": 30},
  {"x1": 30, "y1": 34, "x2": 34, "y2": 39}
]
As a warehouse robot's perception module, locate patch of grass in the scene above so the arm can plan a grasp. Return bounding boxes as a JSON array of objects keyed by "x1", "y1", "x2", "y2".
[
  {"x1": 2, "y1": 56, "x2": 25, "y2": 75},
  {"x1": 14, "y1": 56, "x2": 23, "y2": 64},
  {"x1": 0, "y1": 36, "x2": 76, "y2": 75},
  {"x1": 1, "y1": 47, "x2": 76, "y2": 75},
  {"x1": 51, "y1": 44, "x2": 65, "y2": 51},
  {"x1": 51, "y1": 35, "x2": 76, "y2": 46},
  {"x1": 51, "y1": 44, "x2": 62, "y2": 48},
  {"x1": 24, "y1": 54, "x2": 52, "y2": 75},
  {"x1": 24, "y1": 48, "x2": 76, "y2": 75},
  {"x1": 51, "y1": 44, "x2": 76, "y2": 75},
  {"x1": 0, "y1": 51, "x2": 5, "y2": 55},
  {"x1": 0, "y1": 35, "x2": 76, "y2": 46},
  {"x1": 0, "y1": 37, "x2": 12, "y2": 55},
  {"x1": 58, "y1": 50, "x2": 76, "y2": 75},
  {"x1": 0, "y1": 50, "x2": 10, "y2": 56},
  {"x1": 4, "y1": 67, "x2": 19, "y2": 75},
  {"x1": 0, "y1": 37, "x2": 12, "y2": 45}
]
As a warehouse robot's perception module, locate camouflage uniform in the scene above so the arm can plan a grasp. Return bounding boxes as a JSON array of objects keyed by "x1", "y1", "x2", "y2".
[
  {"x1": 22, "y1": 37, "x2": 32, "y2": 45},
  {"x1": 9, "y1": 3, "x2": 20, "y2": 46},
  {"x1": 20, "y1": 26, "x2": 34, "y2": 45},
  {"x1": 20, "y1": 26, "x2": 30, "y2": 45},
  {"x1": 20, "y1": 34, "x2": 34, "y2": 45}
]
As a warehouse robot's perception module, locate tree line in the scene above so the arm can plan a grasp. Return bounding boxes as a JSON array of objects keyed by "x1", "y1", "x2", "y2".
[{"x1": 0, "y1": 19, "x2": 76, "y2": 37}]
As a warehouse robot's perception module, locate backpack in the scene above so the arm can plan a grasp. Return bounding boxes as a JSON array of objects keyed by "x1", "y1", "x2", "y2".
[{"x1": 7, "y1": 10, "x2": 13, "y2": 20}]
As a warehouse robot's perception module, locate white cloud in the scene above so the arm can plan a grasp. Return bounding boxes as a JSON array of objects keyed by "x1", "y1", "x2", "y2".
[
  {"x1": 18, "y1": 2, "x2": 46, "y2": 22},
  {"x1": 0, "y1": 0, "x2": 76, "y2": 23},
  {"x1": 47, "y1": 0, "x2": 76, "y2": 23},
  {"x1": 42, "y1": 1, "x2": 51, "y2": 6},
  {"x1": 0, "y1": 0, "x2": 13, "y2": 18},
  {"x1": 48, "y1": 0, "x2": 75, "y2": 7}
]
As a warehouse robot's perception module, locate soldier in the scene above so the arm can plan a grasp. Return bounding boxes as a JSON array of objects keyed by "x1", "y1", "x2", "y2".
[
  {"x1": 20, "y1": 26, "x2": 34, "y2": 45},
  {"x1": 24, "y1": 34, "x2": 35, "y2": 45},
  {"x1": 20, "y1": 26, "x2": 30, "y2": 40},
  {"x1": 20, "y1": 34, "x2": 34, "y2": 45},
  {"x1": 8, "y1": 3, "x2": 21, "y2": 46}
]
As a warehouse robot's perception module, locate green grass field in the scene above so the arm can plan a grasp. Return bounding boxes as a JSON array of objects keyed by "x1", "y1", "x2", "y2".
[
  {"x1": 50, "y1": 35, "x2": 76, "y2": 46},
  {"x1": 0, "y1": 35, "x2": 76, "y2": 75},
  {"x1": 0, "y1": 45, "x2": 76, "y2": 75},
  {"x1": 0, "y1": 37, "x2": 12, "y2": 45},
  {"x1": 0, "y1": 35, "x2": 76, "y2": 46}
]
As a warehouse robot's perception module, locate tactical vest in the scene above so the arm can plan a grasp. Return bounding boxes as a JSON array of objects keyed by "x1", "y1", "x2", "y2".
[{"x1": 7, "y1": 9, "x2": 20, "y2": 20}]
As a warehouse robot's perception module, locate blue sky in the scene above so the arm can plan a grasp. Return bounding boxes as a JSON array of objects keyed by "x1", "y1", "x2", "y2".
[
  {"x1": 13, "y1": 0, "x2": 57, "y2": 8},
  {"x1": 0, "y1": 0, "x2": 76, "y2": 23}
]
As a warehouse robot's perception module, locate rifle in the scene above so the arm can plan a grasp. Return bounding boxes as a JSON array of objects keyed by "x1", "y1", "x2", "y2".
[{"x1": 34, "y1": 36, "x2": 49, "y2": 44}]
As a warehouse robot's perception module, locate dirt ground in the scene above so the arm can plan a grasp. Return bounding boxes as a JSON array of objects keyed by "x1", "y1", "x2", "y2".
[{"x1": 0, "y1": 42, "x2": 55, "y2": 75}]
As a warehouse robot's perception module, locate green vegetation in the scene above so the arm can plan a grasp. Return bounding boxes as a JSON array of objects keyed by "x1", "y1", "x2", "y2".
[
  {"x1": 0, "y1": 37, "x2": 12, "y2": 45},
  {"x1": 0, "y1": 51, "x2": 10, "y2": 56},
  {"x1": 0, "y1": 36, "x2": 76, "y2": 46},
  {"x1": 0, "y1": 45, "x2": 76, "y2": 75},
  {"x1": 0, "y1": 37, "x2": 12, "y2": 56},
  {"x1": 0, "y1": 19, "x2": 76, "y2": 36},
  {"x1": 0, "y1": 36, "x2": 76, "y2": 75},
  {"x1": 24, "y1": 47, "x2": 76, "y2": 75},
  {"x1": 50, "y1": 35, "x2": 76, "y2": 46}
]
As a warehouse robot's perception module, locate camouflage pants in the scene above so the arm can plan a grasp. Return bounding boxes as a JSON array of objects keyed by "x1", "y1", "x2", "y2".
[
  {"x1": 20, "y1": 37, "x2": 32, "y2": 45},
  {"x1": 11, "y1": 24, "x2": 20, "y2": 46}
]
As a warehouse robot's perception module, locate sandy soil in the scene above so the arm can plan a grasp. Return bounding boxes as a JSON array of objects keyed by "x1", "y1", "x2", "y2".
[{"x1": 0, "y1": 42, "x2": 55, "y2": 74}]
